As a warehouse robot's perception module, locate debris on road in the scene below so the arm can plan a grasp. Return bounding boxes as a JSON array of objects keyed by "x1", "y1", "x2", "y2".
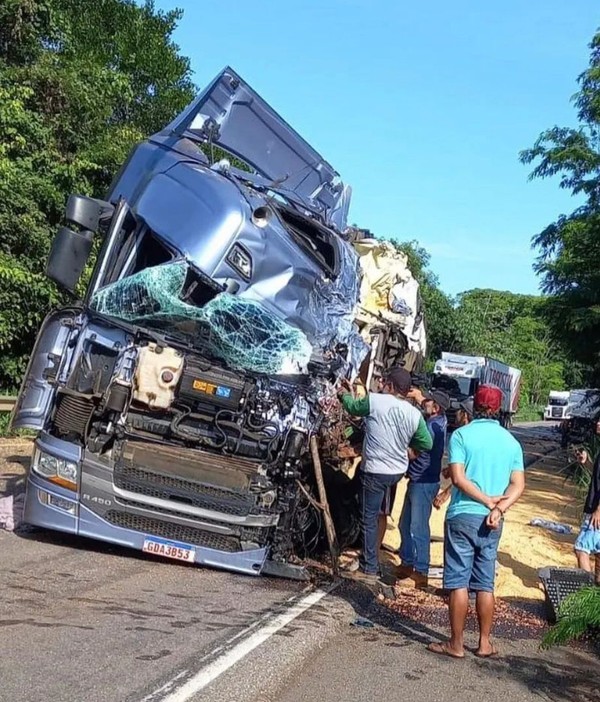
[
  {"x1": 379, "y1": 586, "x2": 547, "y2": 640},
  {"x1": 351, "y1": 616, "x2": 375, "y2": 628},
  {"x1": 0, "y1": 493, "x2": 25, "y2": 531},
  {"x1": 530, "y1": 517, "x2": 573, "y2": 534}
]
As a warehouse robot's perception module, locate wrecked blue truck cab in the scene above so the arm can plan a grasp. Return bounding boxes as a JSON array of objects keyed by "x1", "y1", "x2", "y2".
[{"x1": 12, "y1": 68, "x2": 422, "y2": 578}]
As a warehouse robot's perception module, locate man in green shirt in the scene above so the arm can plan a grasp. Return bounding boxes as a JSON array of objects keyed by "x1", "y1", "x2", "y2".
[{"x1": 339, "y1": 367, "x2": 433, "y2": 581}]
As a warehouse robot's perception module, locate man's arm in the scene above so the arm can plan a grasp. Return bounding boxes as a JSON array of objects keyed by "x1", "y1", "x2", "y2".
[
  {"x1": 409, "y1": 416, "x2": 433, "y2": 453},
  {"x1": 447, "y1": 463, "x2": 504, "y2": 511},
  {"x1": 446, "y1": 430, "x2": 497, "y2": 508},
  {"x1": 588, "y1": 456, "x2": 600, "y2": 528},
  {"x1": 487, "y1": 470, "x2": 525, "y2": 528},
  {"x1": 497, "y1": 470, "x2": 525, "y2": 512},
  {"x1": 340, "y1": 393, "x2": 370, "y2": 417},
  {"x1": 496, "y1": 441, "x2": 525, "y2": 513}
]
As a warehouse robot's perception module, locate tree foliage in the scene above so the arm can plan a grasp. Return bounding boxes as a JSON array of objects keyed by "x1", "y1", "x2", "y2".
[
  {"x1": 520, "y1": 28, "x2": 600, "y2": 383},
  {"x1": 392, "y1": 240, "x2": 458, "y2": 361},
  {"x1": 0, "y1": 0, "x2": 194, "y2": 390},
  {"x1": 542, "y1": 586, "x2": 600, "y2": 648},
  {"x1": 454, "y1": 290, "x2": 566, "y2": 408}
]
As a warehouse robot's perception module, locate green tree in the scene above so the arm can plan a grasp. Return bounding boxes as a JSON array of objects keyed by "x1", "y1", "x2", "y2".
[
  {"x1": 520, "y1": 28, "x2": 600, "y2": 384},
  {"x1": 453, "y1": 289, "x2": 567, "y2": 410},
  {"x1": 392, "y1": 239, "x2": 458, "y2": 361},
  {"x1": 0, "y1": 0, "x2": 195, "y2": 390}
]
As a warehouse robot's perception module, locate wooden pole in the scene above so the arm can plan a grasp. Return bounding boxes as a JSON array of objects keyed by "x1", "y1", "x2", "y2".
[{"x1": 310, "y1": 435, "x2": 340, "y2": 577}]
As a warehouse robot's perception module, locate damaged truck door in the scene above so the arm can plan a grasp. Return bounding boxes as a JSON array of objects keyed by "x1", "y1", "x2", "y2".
[{"x1": 11, "y1": 67, "x2": 426, "y2": 579}]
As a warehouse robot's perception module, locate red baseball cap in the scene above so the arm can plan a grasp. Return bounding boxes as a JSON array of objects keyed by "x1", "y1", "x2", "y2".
[{"x1": 474, "y1": 385, "x2": 503, "y2": 413}]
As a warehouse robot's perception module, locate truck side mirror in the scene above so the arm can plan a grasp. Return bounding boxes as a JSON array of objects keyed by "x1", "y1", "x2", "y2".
[
  {"x1": 46, "y1": 226, "x2": 94, "y2": 293},
  {"x1": 65, "y1": 194, "x2": 113, "y2": 230}
]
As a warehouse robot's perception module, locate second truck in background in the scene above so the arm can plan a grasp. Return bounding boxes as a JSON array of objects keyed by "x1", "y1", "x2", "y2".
[{"x1": 431, "y1": 352, "x2": 521, "y2": 428}]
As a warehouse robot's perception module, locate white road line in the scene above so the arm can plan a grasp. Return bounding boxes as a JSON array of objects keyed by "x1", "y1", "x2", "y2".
[{"x1": 145, "y1": 585, "x2": 334, "y2": 702}]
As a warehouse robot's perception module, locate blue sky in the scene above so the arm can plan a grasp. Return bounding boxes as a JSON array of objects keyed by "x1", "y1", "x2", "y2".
[{"x1": 156, "y1": 0, "x2": 598, "y2": 297}]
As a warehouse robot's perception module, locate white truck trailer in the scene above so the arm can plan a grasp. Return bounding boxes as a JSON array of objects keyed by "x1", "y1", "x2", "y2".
[{"x1": 432, "y1": 352, "x2": 522, "y2": 427}]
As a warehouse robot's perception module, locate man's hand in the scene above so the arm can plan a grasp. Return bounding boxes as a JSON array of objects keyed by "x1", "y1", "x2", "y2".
[
  {"x1": 591, "y1": 507, "x2": 600, "y2": 529},
  {"x1": 338, "y1": 378, "x2": 352, "y2": 396},
  {"x1": 433, "y1": 487, "x2": 451, "y2": 510},
  {"x1": 407, "y1": 447, "x2": 418, "y2": 462},
  {"x1": 407, "y1": 387, "x2": 425, "y2": 405},
  {"x1": 486, "y1": 506, "x2": 503, "y2": 529},
  {"x1": 441, "y1": 467, "x2": 450, "y2": 480},
  {"x1": 484, "y1": 495, "x2": 507, "y2": 511}
]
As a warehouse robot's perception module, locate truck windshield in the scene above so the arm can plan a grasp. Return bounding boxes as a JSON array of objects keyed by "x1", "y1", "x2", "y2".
[
  {"x1": 432, "y1": 374, "x2": 474, "y2": 397},
  {"x1": 89, "y1": 259, "x2": 313, "y2": 375}
]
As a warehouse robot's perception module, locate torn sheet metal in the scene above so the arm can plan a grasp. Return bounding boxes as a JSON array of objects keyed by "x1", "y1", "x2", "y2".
[
  {"x1": 353, "y1": 239, "x2": 427, "y2": 356},
  {"x1": 90, "y1": 261, "x2": 313, "y2": 375},
  {"x1": 307, "y1": 239, "x2": 369, "y2": 370}
]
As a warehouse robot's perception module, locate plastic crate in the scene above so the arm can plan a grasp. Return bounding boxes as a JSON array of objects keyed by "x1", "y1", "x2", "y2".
[{"x1": 538, "y1": 566, "x2": 595, "y2": 624}]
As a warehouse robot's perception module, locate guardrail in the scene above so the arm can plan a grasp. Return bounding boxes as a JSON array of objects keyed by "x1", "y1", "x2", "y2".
[{"x1": 0, "y1": 396, "x2": 17, "y2": 412}]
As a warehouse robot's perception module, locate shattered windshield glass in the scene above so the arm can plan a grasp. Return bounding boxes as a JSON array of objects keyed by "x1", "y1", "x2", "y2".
[{"x1": 90, "y1": 260, "x2": 313, "y2": 375}]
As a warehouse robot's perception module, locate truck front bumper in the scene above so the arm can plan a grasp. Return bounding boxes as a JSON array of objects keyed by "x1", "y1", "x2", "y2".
[{"x1": 23, "y1": 433, "x2": 271, "y2": 577}]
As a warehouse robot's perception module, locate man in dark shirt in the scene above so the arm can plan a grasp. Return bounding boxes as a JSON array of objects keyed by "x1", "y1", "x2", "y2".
[
  {"x1": 397, "y1": 390, "x2": 450, "y2": 588},
  {"x1": 574, "y1": 419, "x2": 600, "y2": 581},
  {"x1": 434, "y1": 398, "x2": 473, "y2": 510}
]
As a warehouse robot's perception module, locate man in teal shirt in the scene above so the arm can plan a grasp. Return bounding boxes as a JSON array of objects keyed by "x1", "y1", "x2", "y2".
[
  {"x1": 428, "y1": 385, "x2": 524, "y2": 659},
  {"x1": 340, "y1": 367, "x2": 432, "y2": 582}
]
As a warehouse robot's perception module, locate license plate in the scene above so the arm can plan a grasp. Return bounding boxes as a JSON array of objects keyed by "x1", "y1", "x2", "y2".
[{"x1": 142, "y1": 536, "x2": 196, "y2": 563}]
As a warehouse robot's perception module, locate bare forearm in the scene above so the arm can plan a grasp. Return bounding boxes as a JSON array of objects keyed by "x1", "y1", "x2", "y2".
[
  {"x1": 452, "y1": 475, "x2": 494, "y2": 509},
  {"x1": 498, "y1": 480, "x2": 524, "y2": 513}
]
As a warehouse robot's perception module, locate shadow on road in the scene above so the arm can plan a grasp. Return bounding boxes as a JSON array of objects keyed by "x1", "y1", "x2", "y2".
[
  {"x1": 485, "y1": 651, "x2": 600, "y2": 702},
  {"x1": 336, "y1": 579, "x2": 445, "y2": 645},
  {"x1": 336, "y1": 579, "x2": 600, "y2": 702}
]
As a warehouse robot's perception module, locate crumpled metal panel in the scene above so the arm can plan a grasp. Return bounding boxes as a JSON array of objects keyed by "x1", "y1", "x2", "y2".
[
  {"x1": 112, "y1": 155, "x2": 364, "y2": 368},
  {"x1": 305, "y1": 237, "x2": 369, "y2": 370},
  {"x1": 161, "y1": 66, "x2": 349, "y2": 230},
  {"x1": 90, "y1": 260, "x2": 313, "y2": 375}
]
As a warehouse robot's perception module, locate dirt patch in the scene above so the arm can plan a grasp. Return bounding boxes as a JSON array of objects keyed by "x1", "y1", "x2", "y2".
[
  {"x1": 0, "y1": 438, "x2": 32, "y2": 495},
  {"x1": 381, "y1": 446, "x2": 579, "y2": 602}
]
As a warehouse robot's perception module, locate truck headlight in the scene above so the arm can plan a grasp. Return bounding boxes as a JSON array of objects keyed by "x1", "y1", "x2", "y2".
[{"x1": 32, "y1": 450, "x2": 79, "y2": 491}]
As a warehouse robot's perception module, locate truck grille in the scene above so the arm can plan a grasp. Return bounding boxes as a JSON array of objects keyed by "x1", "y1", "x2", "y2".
[
  {"x1": 114, "y1": 463, "x2": 255, "y2": 517},
  {"x1": 551, "y1": 407, "x2": 564, "y2": 418},
  {"x1": 104, "y1": 510, "x2": 241, "y2": 552}
]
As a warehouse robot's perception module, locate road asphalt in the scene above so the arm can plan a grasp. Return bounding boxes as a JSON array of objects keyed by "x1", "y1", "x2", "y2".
[{"x1": 198, "y1": 582, "x2": 600, "y2": 702}]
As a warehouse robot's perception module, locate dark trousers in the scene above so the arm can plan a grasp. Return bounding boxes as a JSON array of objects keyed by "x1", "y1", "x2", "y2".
[{"x1": 359, "y1": 471, "x2": 401, "y2": 574}]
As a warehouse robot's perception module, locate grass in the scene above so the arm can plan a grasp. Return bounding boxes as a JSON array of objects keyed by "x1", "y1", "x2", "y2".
[
  {"x1": 0, "y1": 412, "x2": 33, "y2": 439},
  {"x1": 515, "y1": 404, "x2": 544, "y2": 422}
]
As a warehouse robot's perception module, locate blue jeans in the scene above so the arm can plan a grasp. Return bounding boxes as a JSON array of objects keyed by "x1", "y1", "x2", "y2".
[
  {"x1": 443, "y1": 513, "x2": 503, "y2": 592},
  {"x1": 399, "y1": 481, "x2": 439, "y2": 575},
  {"x1": 359, "y1": 471, "x2": 401, "y2": 574}
]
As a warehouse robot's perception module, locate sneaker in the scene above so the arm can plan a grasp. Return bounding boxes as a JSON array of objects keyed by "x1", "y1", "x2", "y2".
[{"x1": 396, "y1": 571, "x2": 428, "y2": 589}]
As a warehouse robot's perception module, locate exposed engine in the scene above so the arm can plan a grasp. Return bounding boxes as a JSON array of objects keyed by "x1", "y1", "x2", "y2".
[{"x1": 46, "y1": 327, "x2": 344, "y2": 563}]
